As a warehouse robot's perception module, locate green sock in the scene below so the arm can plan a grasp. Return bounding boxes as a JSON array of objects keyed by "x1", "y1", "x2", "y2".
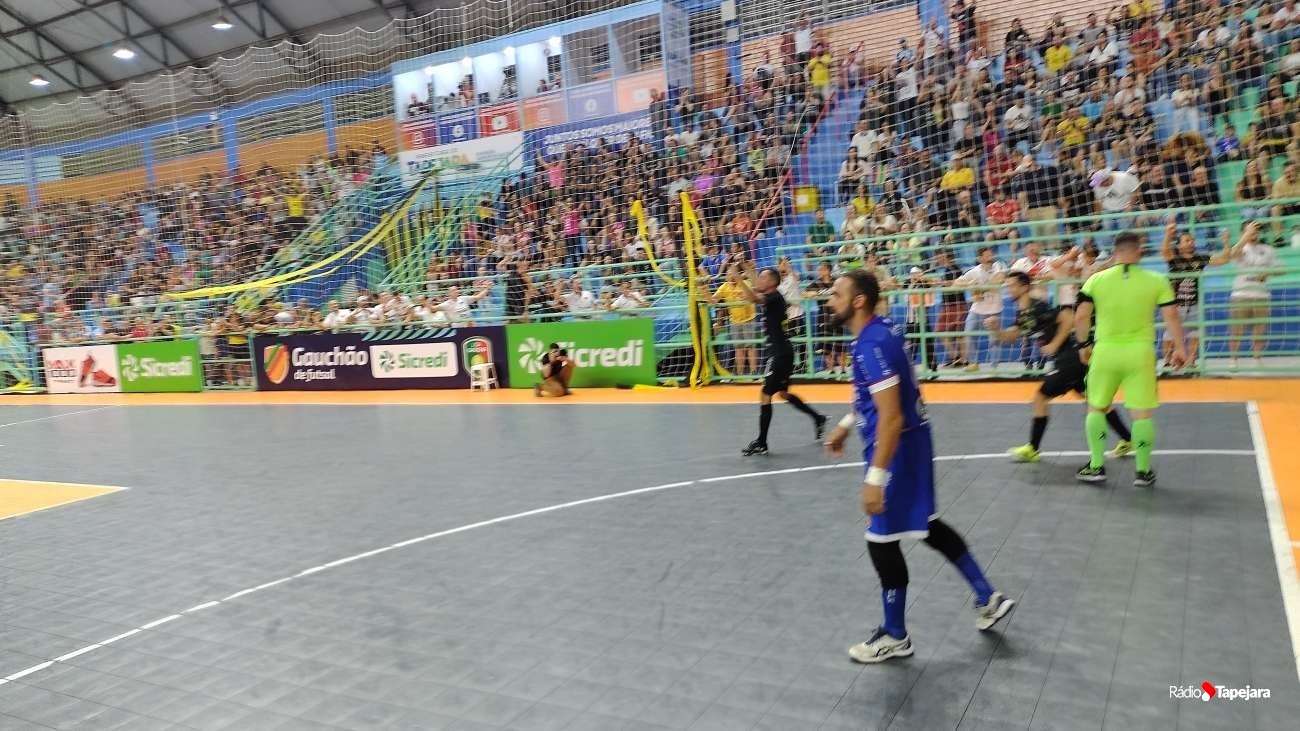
[
  {"x1": 1132, "y1": 418, "x2": 1156, "y2": 473},
  {"x1": 1085, "y1": 410, "x2": 1108, "y2": 469}
]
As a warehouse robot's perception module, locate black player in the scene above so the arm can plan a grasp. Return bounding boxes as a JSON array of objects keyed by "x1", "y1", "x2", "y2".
[
  {"x1": 731, "y1": 262, "x2": 827, "y2": 455},
  {"x1": 1160, "y1": 218, "x2": 1231, "y2": 368},
  {"x1": 989, "y1": 272, "x2": 1133, "y2": 463}
]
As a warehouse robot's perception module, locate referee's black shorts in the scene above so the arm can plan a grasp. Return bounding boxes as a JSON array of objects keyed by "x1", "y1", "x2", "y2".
[
  {"x1": 1040, "y1": 351, "x2": 1087, "y2": 398},
  {"x1": 762, "y1": 347, "x2": 795, "y2": 396}
]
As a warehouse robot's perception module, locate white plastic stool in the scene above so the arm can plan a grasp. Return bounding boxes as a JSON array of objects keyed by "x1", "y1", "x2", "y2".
[{"x1": 469, "y1": 362, "x2": 498, "y2": 391}]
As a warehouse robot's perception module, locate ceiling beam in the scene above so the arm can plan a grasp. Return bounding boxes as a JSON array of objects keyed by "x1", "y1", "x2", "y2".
[
  {"x1": 0, "y1": 5, "x2": 131, "y2": 116},
  {"x1": 8, "y1": 0, "x2": 418, "y2": 104},
  {"x1": 0, "y1": 5, "x2": 116, "y2": 89},
  {"x1": 114, "y1": 0, "x2": 236, "y2": 100}
]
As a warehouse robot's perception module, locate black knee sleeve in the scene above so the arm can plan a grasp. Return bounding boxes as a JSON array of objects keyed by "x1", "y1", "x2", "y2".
[
  {"x1": 922, "y1": 518, "x2": 968, "y2": 563},
  {"x1": 867, "y1": 540, "x2": 909, "y2": 589}
]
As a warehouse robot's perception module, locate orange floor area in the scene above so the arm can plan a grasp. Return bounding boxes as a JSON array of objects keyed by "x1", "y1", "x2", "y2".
[{"x1": 4, "y1": 378, "x2": 1299, "y2": 571}]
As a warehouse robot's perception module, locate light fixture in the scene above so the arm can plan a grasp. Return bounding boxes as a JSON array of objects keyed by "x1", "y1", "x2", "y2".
[
  {"x1": 29, "y1": 74, "x2": 50, "y2": 87},
  {"x1": 211, "y1": 15, "x2": 233, "y2": 30},
  {"x1": 112, "y1": 47, "x2": 136, "y2": 60},
  {"x1": 503, "y1": 46, "x2": 515, "y2": 63},
  {"x1": 423, "y1": 65, "x2": 434, "y2": 76}
]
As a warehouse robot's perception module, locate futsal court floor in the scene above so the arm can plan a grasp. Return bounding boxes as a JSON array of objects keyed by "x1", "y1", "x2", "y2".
[{"x1": 0, "y1": 381, "x2": 1298, "y2": 730}]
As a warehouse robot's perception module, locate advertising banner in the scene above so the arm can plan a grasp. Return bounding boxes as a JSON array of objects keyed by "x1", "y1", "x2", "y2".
[
  {"x1": 397, "y1": 132, "x2": 523, "y2": 186},
  {"x1": 399, "y1": 120, "x2": 439, "y2": 151},
  {"x1": 436, "y1": 109, "x2": 479, "y2": 146},
  {"x1": 117, "y1": 339, "x2": 203, "y2": 393},
  {"x1": 522, "y1": 93, "x2": 568, "y2": 129},
  {"x1": 479, "y1": 102, "x2": 522, "y2": 137},
  {"x1": 254, "y1": 327, "x2": 508, "y2": 391},
  {"x1": 42, "y1": 344, "x2": 121, "y2": 394},
  {"x1": 505, "y1": 319, "x2": 657, "y2": 388},
  {"x1": 566, "y1": 81, "x2": 616, "y2": 122},
  {"x1": 523, "y1": 111, "x2": 653, "y2": 159},
  {"x1": 615, "y1": 70, "x2": 666, "y2": 114}
]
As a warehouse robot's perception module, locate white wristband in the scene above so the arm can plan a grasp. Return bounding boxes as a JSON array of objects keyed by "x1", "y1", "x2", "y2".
[
  {"x1": 837, "y1": 413, "x2": 856, "y2": 430},
  {"x1": 865, "y1": 467, "x2": 891, "y2": 487}
]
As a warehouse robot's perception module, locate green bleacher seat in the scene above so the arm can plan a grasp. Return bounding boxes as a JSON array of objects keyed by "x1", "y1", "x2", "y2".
[{"x1": 1240, "y1": 85, "x2": 1261, "y2": 112}]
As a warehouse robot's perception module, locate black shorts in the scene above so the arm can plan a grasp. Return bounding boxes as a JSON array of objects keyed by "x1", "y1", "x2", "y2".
[
  {"x1": 1040, "y1": 352, "x2": 1086, "y2": 398},
  {"x1": 763, "y1": 350, "x2": 795, "y2": 395}
]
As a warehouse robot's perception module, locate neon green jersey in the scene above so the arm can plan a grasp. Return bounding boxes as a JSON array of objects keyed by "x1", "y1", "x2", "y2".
[{"x1": 1080, "y1": 264, "x2": 1176, "y2": 344}]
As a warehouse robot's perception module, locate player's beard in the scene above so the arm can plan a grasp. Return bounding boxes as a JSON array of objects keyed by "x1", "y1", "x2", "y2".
[{"x1": 828, "y1": 305, "x2": 852, "y2": 329}]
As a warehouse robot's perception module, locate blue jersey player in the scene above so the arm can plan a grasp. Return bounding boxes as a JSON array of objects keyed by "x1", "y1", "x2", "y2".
[{"x1": 823, "y1": 270, "x2": 1016, "y2": 663}]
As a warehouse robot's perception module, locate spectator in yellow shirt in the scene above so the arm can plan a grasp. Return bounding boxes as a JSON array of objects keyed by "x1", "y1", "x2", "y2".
[
  {"x1": 940, "y1": 157, "x2": 976, "y2": 192},
  {"x1": 711, "y1": 265, "x2": 760, "y2": 374},
  {"x1": 807, "y1": 44, "x2": 833, "y2": 100},
  {"x1": 1045, "y1": 37, "x2": 1073, "y2": 75},
  {"x1": 1056, "y1": 106, "x2": 1090, "y2": 147},
  {"x1": 1127, "y1": 0, "x2": 1153, "y2": 21}
]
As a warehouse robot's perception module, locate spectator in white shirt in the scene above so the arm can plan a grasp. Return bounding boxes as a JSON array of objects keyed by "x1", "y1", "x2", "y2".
[
  {"x1": 562, "y1": 277, "x2": 597, "y2": 318},
  {"x1": 1113, "y1": 74, "x2": 1146, "y2": 111},
  {"x1": 612, "y1": 281, "x2": 648, "y2": 310},
  {"x1": 1227, "y1": 222, "x2": 1279, "y2": 368},
  {"x1": 1049, "y1": 240, "x2": 1110, "y2": 306},
  {"x1": 850, "y1": 120, "x2": 880, "y2": 161},
  {"x1": 1281, "y1": 39, "x2": 1300, "y2": 81},
  {"x1": 954, "y1": 246, "x2": 1007, "y2": 371},
  {"x1": 1170, "y1": 73, "x2": 1202, "y2": 134},
  {"x1": 794, "y1": 15, "x2": 814, "y2": 61},
  {"x1": 1091, "y1": 168, "x2": 1141, "y2": 227},
  {"x1": 323, "y1": 300, "x2": 352, "y2": 330},
  {"x1": 1003, "y1": 96, "x2": 1034, "y2": 149},
  {"x1": 436, "y1": 284, "x2": 490, "y2": 325},
  {"x1": 776, "y1": 257, "x2": 804, "y2": 324}
]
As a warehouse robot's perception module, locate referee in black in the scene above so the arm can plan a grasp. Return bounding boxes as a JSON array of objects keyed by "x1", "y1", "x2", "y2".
[{"x1": 730, "y1": 261, "x2": 827, "y2": 455}]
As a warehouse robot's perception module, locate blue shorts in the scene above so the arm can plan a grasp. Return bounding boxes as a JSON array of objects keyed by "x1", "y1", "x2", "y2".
[{"x1": 865, "y1": 426, "x2": 938, "y2": 543}]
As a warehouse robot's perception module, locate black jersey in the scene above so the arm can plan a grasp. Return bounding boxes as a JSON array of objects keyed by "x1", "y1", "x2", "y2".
[
  {"x1": 1016, "y1": 298, "x2": 1075, "y2": 354},
  {"x1": 1167, "y1": 253, "x2": 1210, "y2": 307},
  {"x1": 761, "y1": 290, "x2": 792, "y2": 352}
]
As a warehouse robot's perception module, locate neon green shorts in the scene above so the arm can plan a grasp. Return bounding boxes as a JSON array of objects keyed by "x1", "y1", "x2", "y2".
[{"x1": 1086, "y1": 342, "x2": 1158, "y2": 411}]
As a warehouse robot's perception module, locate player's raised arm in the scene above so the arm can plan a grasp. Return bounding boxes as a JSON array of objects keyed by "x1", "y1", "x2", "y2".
[
  {"x1": 1160, "y1": 217, "x2": 1177, "y2": 262},
  {"x1": 732, "y1": 262, "x2": 763, "y2": 303}
]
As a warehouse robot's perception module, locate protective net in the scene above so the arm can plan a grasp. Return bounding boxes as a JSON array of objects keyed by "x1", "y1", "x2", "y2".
[{"x1": 0, "y1": 0, "x2": 1297, "y2": 390}]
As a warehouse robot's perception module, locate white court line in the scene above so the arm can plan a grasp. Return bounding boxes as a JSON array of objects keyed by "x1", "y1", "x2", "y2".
[
  {"x1": 0, "y1": 447, "x2": 1268, "y2": 687},
  {"x1": 0, "y1": 406, "x2": 117, "y2": 430},
  {"x1": 1247, "y1": 401, "x2": 1300, "y2": 682}
]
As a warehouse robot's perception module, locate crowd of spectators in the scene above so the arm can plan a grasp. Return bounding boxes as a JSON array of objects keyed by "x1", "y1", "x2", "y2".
[
  {"x1": 1, "y1": 141, "x2": 392, "y2": 328},
  {"x1": 711, "y1": 0, "x2": 1300, "y2": 374}
]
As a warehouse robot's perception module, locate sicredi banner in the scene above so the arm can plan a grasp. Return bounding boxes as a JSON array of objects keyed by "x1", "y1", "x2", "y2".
[
  {"x1": 505, "y1": 319, "x2": 657, "y2": 388},
  {"x1": 117, "y1": 339, "x2": 203, "y2": 393},
  {"x1": 42, "y1": 344, "x2": 122, "y2": 394},
  {"x1": 254, "y1": 327, "x2": 508, "y2": 391}
]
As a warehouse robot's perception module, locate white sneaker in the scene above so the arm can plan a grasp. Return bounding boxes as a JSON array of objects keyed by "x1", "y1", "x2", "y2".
[
  {"x1": 975, "y1": 591, "x2": 1016, "y2": 631},
  {"x1": 848, "y1": 627, "x2": 913, "y2": 664}
]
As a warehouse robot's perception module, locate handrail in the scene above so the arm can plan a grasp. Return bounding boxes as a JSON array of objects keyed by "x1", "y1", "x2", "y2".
[{"x1": 775, "y1": 196, "x2": 1300, "y2": 261}]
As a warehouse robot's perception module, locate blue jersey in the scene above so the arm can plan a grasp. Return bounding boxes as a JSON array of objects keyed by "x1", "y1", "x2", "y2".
[
  {"x1": 852, "y1": 316, "x2": 938, "y2": 543},
  {"x1": 851, "y1": 317, "x2": 929, "y2": 447}
]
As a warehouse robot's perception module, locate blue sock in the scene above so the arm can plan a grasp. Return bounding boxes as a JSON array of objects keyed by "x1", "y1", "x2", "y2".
[
  {"x1": 955, "y1": 553, "x2": 994, "y2": 605},
  {"x1": 881, "y1": 587, "x2": 907, "y2": 638}
]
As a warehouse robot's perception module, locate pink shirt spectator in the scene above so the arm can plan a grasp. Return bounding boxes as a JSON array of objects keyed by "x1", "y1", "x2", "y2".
[{"x1": 562, "y1": 210, "x2": 581, "y2": 236}]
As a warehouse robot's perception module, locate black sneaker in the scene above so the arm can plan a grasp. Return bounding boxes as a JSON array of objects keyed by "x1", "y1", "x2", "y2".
[
  {"x1": 1076, "y1": 464, "x2": 1106, "y2": 483},
  {"x1": 742, "y1": 440, "x2": 769, "y2": 456},
  {"x1": 814, "y1": 415, "x2": 828, "y2": 441},
  {"x1": 1133, "y1": 470, "x2": 1157, "y2": 487}
]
